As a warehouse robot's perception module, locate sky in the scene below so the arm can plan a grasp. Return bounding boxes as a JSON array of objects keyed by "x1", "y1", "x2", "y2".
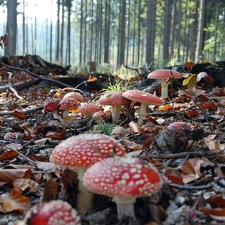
[{"x1": 0, "y1": 0, "x2": 57, "y2": 26}]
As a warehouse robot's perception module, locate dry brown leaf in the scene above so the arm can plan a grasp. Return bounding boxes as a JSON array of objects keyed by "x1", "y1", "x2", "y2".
[
  {"x1": 129, "y1": 121, "x2": 144, "y2": 133},
  {"x1": 181, "y1": 158, "x2": 203, "y2": 184},
  {"x1": 0, "y1": 151, "x2": 18, "y2": 161},
  {"x1": 123, "y1": 139, "x2": 143, "y2": 152},
  {"x1": 42, "y1": 178, "x2": 60, "y2": 202},
  {"x1": 0, "y1": 189, "x2": 30, "y2": 213},
  {"x1": 35, "y1": 161, "x2": 56, "y2": 173},
  {"x1": 164, "y1": 168, "x2": 184, "y2": 185},
  {"x1": 0, "y1": 168, "x2": 31, "y2": 186},
  {"x1": 206, "y1": 195, "x2": 225, "y2": 208},
  {"x1": 13, "y1": 178, "x2": 40, "y2": 193},
  {"x1": 199, "y1": 207, "x2": 225, "y2": 217},
  {"x1": 13, "y1": 110, "x2": 26, "y2": 120}
]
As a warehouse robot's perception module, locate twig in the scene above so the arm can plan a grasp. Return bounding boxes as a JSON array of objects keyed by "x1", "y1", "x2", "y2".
[
  {"x1": 168, "y1": 182, "x2": 212, "y2": 190},
  {"x1": 142, "y1": 149, "x2": 225, "y2": 159},
  {"x1": 7, "y1": 72, "x2": 23, "y2": 100},
  {"x1": 0, "y1": 105, "x2": 43, "y2": 115},
  {"x1": 1, "y1": 62, "x2": 71, "y2": 88}
]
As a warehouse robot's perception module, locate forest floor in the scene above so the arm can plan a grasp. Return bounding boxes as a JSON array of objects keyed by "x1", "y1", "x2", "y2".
[{"x1": 0, "y1": 60, "x2": 225, "y2": 225}]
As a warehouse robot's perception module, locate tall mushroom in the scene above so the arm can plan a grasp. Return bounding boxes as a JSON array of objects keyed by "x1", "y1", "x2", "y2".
[
  {"x1": 15, "y1": 200, "x2": 81, "y2": 225},
  {"x1": 83, "y1": 156, "x2": 162, "y2": 221},
  {"x1": 147, "y1": 69, "x2": 182, "y2": 99},
  {"x1": 59, "y1": 92, "x2": 84, "y2": 117},
  {"x1": 123, "y1": 90, "x2": 164, "y2": 125},
  {"x1": 98, "y1": 92, "x2": 126, "y2": 123},
  {"x1": 50, "y1": 133, "x2": 126, "y2": 215}
]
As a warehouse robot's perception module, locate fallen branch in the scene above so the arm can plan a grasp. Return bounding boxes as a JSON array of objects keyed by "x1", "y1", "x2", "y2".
[
  {"x1": 0, "y1": 105, "x2": 43, "y2": 115},
  {"x1": 7, "y1": 72, "x2": 23, "y2": 100}
]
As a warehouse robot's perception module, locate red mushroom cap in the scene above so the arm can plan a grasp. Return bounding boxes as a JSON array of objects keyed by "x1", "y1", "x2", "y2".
[
  {"x1": 58, "y1": 97, "x2": 80, "y2": 110},
  {"x1": 122, "y1": 90, "x2": 164, "y2": 105},
  {"x1": 83, "y1": 156, "x2": 162, "y2": 198},
  {"x1": 78, "y1": 103, "x2": 101, "y2": 116},
  {"x1": 44, "y1": 98, "x2": 60, "y2": 112},
  {"x1": 50, "y1": 133, "x2": 126, "y2": 168},
  {"x1": 23, "y1": 200, "x2": 81, "y2": 225},
  {"x1": 99, "y1": 92, "x2": 126, "y2": 106},
  {"x1": 92, "y1": 111, "x2": 110, "y2": 120},
  {"x1": 167, "y1": 122, "x2": 191, "y2": 130},
  {"x1": 147, "y1": 69, "x2": 182, "y2": 80},
  {"x1": 63, "y1": 92, "x2": 84, "y2": 102}
]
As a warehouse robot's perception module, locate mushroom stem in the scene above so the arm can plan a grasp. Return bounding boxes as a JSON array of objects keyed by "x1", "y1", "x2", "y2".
[
  {"x1": 160, "y1": 79, "x2": 170, "y2": 99},
  {"x1": 62, "y1": 109, "x2": 69, "y2": 118},
  {"x1": 113, "y1": 196, "x2": 136, "y2": 220},
  {"x1": 137, "y1": 103, "x2": 148, "y2": 125},
  {"x1": 76, "y1": 168, "x2": 94, "y2": 215},
  {"x1": 111, "y1": 106, "x2": 121, "y2": 122}
]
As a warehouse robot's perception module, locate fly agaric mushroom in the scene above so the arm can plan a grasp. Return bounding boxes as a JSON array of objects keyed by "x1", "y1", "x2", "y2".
[
  {"x1": 122, "y1": 90, "x2": 164, "y2": 125},
  {"x1": 58, "y1": 92, "x2": 83, "y2": 118},
  {"x1": 44, "y1": 98, "x2": 60, "y2": 112},
  {"x1": 15, "y1": 200, "x2": 81, "y2": 225},
  {"x1": 167, "y1": 122, "x2": 191, "y2": 131},
  {"x1": 99, "y1": 92, "x2": 126, "y2": 122},
  {"x1": 78, "y1": 102, "x2": 101, "y2": 117},
  {"x1": 92, "y1": 110, "x2": 110, "y2": 123},
  {"x1": 83, "y1": 156, "x2": 162, "y2": 221},
  {"x1": 50, "y1": 133, "x2": 126, "y2": 215},
  {"x1": 147, "y1": 69, "x2": 182, "y2": 99}
]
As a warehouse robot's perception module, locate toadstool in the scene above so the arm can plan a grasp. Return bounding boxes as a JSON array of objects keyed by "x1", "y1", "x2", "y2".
[
  {"x1": 78, "y1": 102, "x2": 101, "y2": 117},
  {"x1": 58, "y1": 92, "x2": 83, "y2": 118},
  {"x1": 43, "y1": 98, "x2": 60, "y2": 112},
  {"x1": 122, "y1": 90, "x2": 164, "y2": 125},
  {"x1": 15, "y1": 200, "x2": 81, "y2": 225},
  {"x1": 98, "y1": 92, "x2": 126, "y2": 123},
  {"x1": 83, "y1": 156, "x2": 162, "y2": 221},
  {"x1": 147, "y1": 69, "x2": 182, "y2": 99},
  {"x1": 167, "y1": 122, "x2": 191, "y2": 131},
  {"x1": 50, "y1": 133, "x2": 126, "y2": 215}
]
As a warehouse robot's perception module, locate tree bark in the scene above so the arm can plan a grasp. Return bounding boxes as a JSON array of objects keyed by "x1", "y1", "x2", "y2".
[
  {"x1": 195, "y1": 0, "x2": 206, "y2": 61},
  {"x1": 5, "y1": 0, "x2": 18, "y2": 56}
]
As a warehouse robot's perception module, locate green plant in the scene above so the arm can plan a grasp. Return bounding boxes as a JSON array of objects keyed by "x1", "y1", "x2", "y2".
[
  {"x1": 103, "y1": 79, "x2": 133, "y2": 93},
  {"x1": 98, "y1": 122, "x2": 115, "y2": 135}
]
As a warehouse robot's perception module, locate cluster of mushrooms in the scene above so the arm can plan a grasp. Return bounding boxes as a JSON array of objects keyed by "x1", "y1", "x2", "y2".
[{"x1": 17, "y1": 69, "x2": 184, "y2": 224}]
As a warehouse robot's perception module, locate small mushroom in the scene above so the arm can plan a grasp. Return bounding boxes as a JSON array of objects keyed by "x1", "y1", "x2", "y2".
[
  {"x1": 15, "y1": 200, "x2": 81, "y2": 225},
  {"x1": 50, "y1": 133, "x2": 126, "y2": 215},
  {"x1": 123, "y1": 90, "x2": 164, "y2": 125},
  {"x1": 83, "y1": 156, "x2": 162, "y2": 221},
  {"x1": 58, "y1": 92, "x2": 83, "y2": 118},
  {"x1": 147, "y1": 69, "x2": 182, "y2": 99},
  {"x1": 92, "y1": 110, "x2": 110, "y2": 123},
  {"x1": 99, "y1": 92, "x2": 126, "y2": 123},
  {"x1": 167, "y1": 121, "x2": 191, "y2": 131},
  {"x1": 78, "y1": 102, "x2": 101, "y2": 117}
]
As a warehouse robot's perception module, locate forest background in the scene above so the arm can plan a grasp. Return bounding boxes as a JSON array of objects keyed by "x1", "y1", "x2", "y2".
[{"x1": 0, "y1": 0, "x2": 225, "y2": 73}]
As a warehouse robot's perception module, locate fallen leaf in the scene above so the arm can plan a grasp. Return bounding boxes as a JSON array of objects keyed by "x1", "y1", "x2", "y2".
[
  {"x1": 13, "y1": 178, "x2": 40, "y2": 193},
  {"x1": 0, "y1": 151, "x2": 18, "y2": 161},
  {"x1": 0, "y1": 189, "x2": 30, "y2": 213},
  {"x1": 123, "y1": 139, "x2": 143, "y2": 151},
  {"x1": 42, "y1": 178, "x2": 60, "y2": 202},
  {"x1": 181, "y1": 158, "x2": 203, "y2": 184},
  {"x1": 0, "y1": 168, "x2": 31, "y2": 186},
  {"x1": 129, "y1": 121, "x2": 144, "y2": 133},
  {"x1": 13, "y1": 110, "x2": 26, "y2": 120}
]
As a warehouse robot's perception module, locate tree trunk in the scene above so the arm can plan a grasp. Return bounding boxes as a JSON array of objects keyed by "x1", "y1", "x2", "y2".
[
  {"x1": 195, "y1": 0, "x2": 206, "y2": 61},
  {"x1": 118, "y1": 0, "x2": 126, "y2": 65},
  {"x1": 146, "y1": 0, "x2": 156, "y2": 65},
  {"x1": 104, "y1": 0, "x2": 110, "y2": 63},
  {"x1": 5, "y1": 0, "x2": 17, "y2": 56},
  {"x1": 163, "y1": 0, "x2": 171, "y2": 64}
]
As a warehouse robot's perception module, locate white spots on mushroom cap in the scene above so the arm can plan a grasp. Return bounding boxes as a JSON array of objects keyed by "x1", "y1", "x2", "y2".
[
  {"x1": 83, "y1": 156, "x2": 162, "y2": 198},
  {"x1": 50, "y1": 133, "x2": 126, "y2": 168},
  {"x1": 24, "y1": 200, "x2": 81, "y2": 225},
  {"x1": 123, "y1": 90, "x2": 164, "y2": 105}
]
